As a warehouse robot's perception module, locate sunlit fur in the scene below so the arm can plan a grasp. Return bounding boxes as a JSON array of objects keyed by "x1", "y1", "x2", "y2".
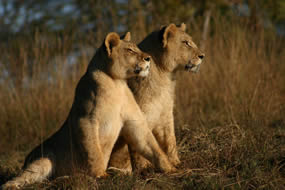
[
  {"x1": 2, "y1": 32, "x2": 174, "y2": 189},
  {"x1": 109, "y1": 23, "x2": 205, "y2": 171}
]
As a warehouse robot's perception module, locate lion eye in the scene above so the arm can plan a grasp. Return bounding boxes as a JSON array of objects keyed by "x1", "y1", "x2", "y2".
[
  {"x1": 127, "y1": 48, "x2": 135, "y2": 53},
  {"x1": 183, "y1": 41, "x2": 191, "y2": 48}
]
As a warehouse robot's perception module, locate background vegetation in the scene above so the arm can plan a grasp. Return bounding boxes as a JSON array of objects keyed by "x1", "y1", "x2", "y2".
[{"x1": 0, "y1": 0, "x2": 285, "y2": 189}]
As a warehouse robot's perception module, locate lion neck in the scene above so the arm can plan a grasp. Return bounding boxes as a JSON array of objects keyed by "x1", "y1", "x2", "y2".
[
  {"x1": 127, "y1": 32, "x2": 176, "y2": 100},
  {"x1": 87, "y1": 47, "x2": 118, "y2": 79},
  {"x1": 138, "y1": 31, "x2": 177, "y2": 74}
]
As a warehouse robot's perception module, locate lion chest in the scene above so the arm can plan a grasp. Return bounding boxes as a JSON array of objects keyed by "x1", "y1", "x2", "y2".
[
  {"x1": 140, "y1": 88, "x2": 174, "y2": 130},
  {"x1": 95, "y1": 81, "x2": 128, "y2": 143}
]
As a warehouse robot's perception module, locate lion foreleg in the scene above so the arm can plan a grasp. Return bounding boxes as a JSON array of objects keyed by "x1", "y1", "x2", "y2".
[
  {"x1": 80, "y1": 119, "x2": 107, "y2": 177},
  {"x1": 153, "y1": 118, "x2": 180, "y2": 166},
  {"x1": 122, "y1": 120, "x2": 175, "y2": 173}
]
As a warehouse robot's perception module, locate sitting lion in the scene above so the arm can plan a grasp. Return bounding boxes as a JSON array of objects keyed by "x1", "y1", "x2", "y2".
[
  {"x1": 2, "y1": 32, "x2": 175, "y2": 189},
  {"x1": 108, "y1": 23, "x2": 205, "y2": 171}
]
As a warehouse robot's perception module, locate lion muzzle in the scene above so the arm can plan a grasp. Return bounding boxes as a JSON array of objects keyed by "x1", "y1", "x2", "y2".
[{"x1": 134, "y1": 56, "x2": 151, "y2": 77}]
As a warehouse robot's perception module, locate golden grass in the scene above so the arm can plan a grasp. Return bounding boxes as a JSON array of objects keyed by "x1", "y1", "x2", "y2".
[{"x1": 0, "y1": 17, "x2": 285, "y2": 189}]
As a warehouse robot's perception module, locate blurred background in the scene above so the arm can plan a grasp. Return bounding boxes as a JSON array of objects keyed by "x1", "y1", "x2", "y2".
[
  {"x1": 0, "y1": 0, "x2": 285, "y2": 90},
  {"x1": 0, "y1": 0, "x2": 285, "y2": 189}
]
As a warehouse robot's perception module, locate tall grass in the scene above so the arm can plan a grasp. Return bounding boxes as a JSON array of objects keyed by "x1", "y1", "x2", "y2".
[{"x1": 0, "y1": 16, "x2": 284, "y2": 189}]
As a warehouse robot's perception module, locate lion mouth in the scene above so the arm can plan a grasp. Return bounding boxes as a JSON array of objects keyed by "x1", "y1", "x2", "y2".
[
  {"x1": 185, "y1": 62, "x2": 200, "y2": 73},
  {"x1": 185, "y1": 61, "x2": 201, "y2": 73},
  {"x1": 134, "y1": 65, "x2": 142, "y2": 74},
  {"x1": 185, "y1": 63, "x2": 194, "y2": 71},
  {"x1": 134, "y1": 64, "x2": 150, "y2": 77}
]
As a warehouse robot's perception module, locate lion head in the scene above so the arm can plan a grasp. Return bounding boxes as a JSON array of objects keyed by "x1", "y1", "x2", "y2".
[
  {"x1": 161, "y1": 23, "x2": 205, "y2": 73},
  {"x1": 104, "y1": 32, "x2": 151, "y2": 79},
  {"x1": 138, "y1": 23, "x2": 204, "y2": 73}
]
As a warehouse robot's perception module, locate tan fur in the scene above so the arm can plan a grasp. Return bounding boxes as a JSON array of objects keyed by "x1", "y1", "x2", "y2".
[
  {"x1": 109, "y1": 23, "x2": 205, "y2": 171},
  {"x1": 2, "y1": 32, "x2": 175, "y2": 189}
]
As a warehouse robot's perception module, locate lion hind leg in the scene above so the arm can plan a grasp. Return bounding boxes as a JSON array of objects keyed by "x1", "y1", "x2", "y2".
[
  {"x1": 108, "y1": 137, "x2": 132, "y2": 174},
  {"x1": 128, "y1": 150, "x2": 151, "y2": 171},
  {"x1": 2, "y1": 158, "x2": 53, "y2": 189}
]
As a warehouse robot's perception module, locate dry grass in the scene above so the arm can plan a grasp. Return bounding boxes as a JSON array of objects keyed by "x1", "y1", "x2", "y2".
[{"x1": 0, "y1": 17, "x2": 285, "y2": 189}]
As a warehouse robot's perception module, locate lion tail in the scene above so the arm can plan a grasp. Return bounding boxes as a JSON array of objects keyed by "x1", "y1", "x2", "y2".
[{"x1": 2, "y1": 157, "x2": 53, "y2": 189}]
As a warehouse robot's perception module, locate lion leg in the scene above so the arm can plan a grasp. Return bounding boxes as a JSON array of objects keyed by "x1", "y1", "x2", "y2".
[
  {"x1": 153, "y1": 117, "x2": 180, "y2": 166},
  {"x1": 79, "y1": 119, "x2": 107, "y2": 177},
  {"x1": 2, "y1": 158, "x2": 53, "y2": 189},
  {"x1": 129, "y1": 148, "x2": 151, "y2": 171},
  {"x1": 129, "y1": 118, "x2": 180, "y2": 171},
  {"x1": 108, "y1": 137, "x2": 132, "y2": 174},
  {"x1": 121, "y1": 120, "x2": 175, "y2": 173}
]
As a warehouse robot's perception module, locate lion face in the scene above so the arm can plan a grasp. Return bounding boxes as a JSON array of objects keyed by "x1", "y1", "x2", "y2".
[
  {"x1": 104, "y1": 32, "x2": 151, "y2": 79},
  {"x1": 162, "y1": 23, "x2": 205, "y2": 73}
]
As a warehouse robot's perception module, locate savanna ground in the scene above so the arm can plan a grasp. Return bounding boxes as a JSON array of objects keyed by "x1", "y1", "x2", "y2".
[{"x1": 0, "y1": 17, "x2": 285, "y2": 189}]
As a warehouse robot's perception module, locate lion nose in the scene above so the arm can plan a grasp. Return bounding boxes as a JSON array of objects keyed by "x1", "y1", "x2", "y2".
[
  {"x1": 143, "y1": 56, "x2": 151, "y2": 62},
  {"x1": 198, "y1": 54, "x2": 205, "y2": 60}
]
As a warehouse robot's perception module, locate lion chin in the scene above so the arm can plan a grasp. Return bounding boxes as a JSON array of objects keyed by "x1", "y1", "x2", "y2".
[{"x1": 138, "y1": 69, "x2": 149, "y2": 77}]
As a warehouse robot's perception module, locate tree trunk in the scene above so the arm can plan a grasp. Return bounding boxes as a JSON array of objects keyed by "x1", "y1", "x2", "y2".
[{"x1": 200, "y1": 9, "x2": 211, "y2": 52}]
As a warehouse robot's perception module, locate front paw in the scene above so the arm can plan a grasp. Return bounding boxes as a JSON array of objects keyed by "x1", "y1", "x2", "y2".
[
  {"x1": 161, "y1": 164, "x2": 177, "y2": 174},
  {"x1": 96, "y1": 172, "x2": 109, "y2": 178},
  {"x1": 169, "y1": 155, "x2": 181, "y2": 167}
]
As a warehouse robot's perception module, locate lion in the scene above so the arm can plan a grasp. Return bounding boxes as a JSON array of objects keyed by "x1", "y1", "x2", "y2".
[
  {"x1": 108, "y1": 23, "x2": 205, "y2": 172},
  {"x1": 2, "y1": 32, "x2": 175, "y2": 189}
]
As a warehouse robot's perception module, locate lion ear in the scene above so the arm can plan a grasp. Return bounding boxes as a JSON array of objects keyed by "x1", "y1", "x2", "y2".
[
  {"x1": 180, "y1": 23, "x2": 186, "y2": 32},
  {"x1": 160, "y1": 25, "x2": 166, "y2": 30},
  {"x1": 105, "y1": 32, "x2": 121, "y2": 56},
  {"x1": 122, "y1": 32, "x2": 131, "y2": 42},
  {"x1": 162, "y1": 23, "x2": 177, "y2": 48}
]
